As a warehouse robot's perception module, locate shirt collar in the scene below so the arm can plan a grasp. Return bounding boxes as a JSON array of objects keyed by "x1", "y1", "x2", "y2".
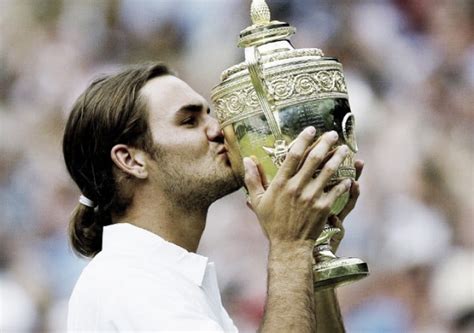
[{"x1": 102, "y1": 223, "x2": 209, "y2": 286}]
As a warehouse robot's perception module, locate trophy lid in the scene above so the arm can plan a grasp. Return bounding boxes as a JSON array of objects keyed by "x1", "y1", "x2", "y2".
[{"x1": 238, "y1": 0, "x2": 296, "y2": 48}]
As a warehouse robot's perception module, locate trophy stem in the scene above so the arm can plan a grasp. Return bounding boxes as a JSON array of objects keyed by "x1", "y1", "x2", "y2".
[{"x1": 312, "y1": 225, "x2": 369, "y2": 291}]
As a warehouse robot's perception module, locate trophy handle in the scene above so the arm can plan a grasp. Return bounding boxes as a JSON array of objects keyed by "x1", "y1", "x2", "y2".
[
  {"x1": 341, "y1": 112, "x2": 358, "y2": 153},
  {"x1": 245, "y1": 46, "x2": 284, "y2": 141}
]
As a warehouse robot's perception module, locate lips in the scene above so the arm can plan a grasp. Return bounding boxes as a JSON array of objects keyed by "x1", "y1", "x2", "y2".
[
  {"x1": 216, "y1": 145, "x2": 231, "y2": 165},
  {"x1": 217, "y1": 145, "x2": 228, "y2": 155}
]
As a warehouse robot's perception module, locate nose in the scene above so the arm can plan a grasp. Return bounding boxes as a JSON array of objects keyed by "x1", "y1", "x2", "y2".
[{"x1": 206, "y1": 115, "x2": 224, "y2": 142}]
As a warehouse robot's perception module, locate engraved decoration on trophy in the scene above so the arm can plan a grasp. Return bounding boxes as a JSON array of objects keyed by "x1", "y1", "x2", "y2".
[{"x1": 211, "y1": 0, "x2": 369, "y2": 290}]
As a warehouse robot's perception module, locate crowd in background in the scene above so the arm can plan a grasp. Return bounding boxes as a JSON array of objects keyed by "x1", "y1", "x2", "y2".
[{"x1": 0, "y1": 0, "x2": 472, "y2": 332}]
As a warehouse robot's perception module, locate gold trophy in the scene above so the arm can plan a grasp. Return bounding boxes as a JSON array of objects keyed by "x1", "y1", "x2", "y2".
[{"x1": 211, "y1": 0, "x2": 368, "y2": 290}]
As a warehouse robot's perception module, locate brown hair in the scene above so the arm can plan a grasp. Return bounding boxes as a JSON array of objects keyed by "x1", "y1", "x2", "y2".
[{"x1": 63, "y1": 63, "x2": 171, "y2": 258}]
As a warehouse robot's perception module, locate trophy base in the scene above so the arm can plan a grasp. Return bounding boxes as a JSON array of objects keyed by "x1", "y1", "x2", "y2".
[{"x1": 313, "y1": 257, "x2": 369, "y2": 291}]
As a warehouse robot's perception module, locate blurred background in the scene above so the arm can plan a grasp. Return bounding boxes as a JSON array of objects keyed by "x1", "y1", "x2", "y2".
[{"x1": 0, "y1": 0, "x2": 472, "y2": 332}]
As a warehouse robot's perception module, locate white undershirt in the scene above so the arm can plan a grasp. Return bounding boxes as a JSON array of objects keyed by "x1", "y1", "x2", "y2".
[{"x1": 67, "y1": 223, "x2": 238, "y2": 332}]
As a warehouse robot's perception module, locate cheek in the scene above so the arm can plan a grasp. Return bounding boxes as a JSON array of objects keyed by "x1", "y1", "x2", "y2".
[
  {"x1": 151, "y1": 125, "x2": 210, "y2": 159},
  {"x1": 158, "y1": 137, "x2": 209, "y2": 160}
]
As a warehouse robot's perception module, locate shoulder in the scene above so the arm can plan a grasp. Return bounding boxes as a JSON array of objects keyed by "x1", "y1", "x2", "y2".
[{"x1": 69, "y1": 251, "x2": 171, "y2": 306}]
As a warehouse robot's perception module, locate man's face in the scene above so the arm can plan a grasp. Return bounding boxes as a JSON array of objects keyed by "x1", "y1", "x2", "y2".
[{"x1": 140, "y1": 75, "x2": 241, "y2": 208}]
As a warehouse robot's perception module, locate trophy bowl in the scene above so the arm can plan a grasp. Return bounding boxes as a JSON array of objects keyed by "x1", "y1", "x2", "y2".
[{"x1": 211, "y1": 0, "x2": 368, "y2": 291}]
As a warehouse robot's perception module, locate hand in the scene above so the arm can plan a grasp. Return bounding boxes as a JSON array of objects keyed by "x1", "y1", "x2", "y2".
[
  {"x1": 328, "y1": 160, "x2": 364, "y2": 253},
  {"x1": 244, "y1": 128, "x2": 352, "y2": 247}
]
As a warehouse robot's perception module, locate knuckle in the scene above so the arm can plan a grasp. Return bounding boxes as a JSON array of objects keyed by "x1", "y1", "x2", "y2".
[
  {"x1": 333, "y1": 150, "x2": 346, "y2": 161},
  {"x1": 322, "y1": 165, "x2": 337, "y2": 176},
  {"x1": 313, "y1": 201, "x2": 328, "y2": 213},
  {"x1": 336, "y1": 182, "x2": 349, "y2": 195},
  {"x1": 287, "y1": 149, "x2": 303, "y2": 162},
  {"x1": 337, "y1": 151, "x2": 349, "y2": 162},
  {"x1": 287, "y1": 182, "x2": 301, "y2": 196},
  {"x1": 312, "y1": 201, "x2": 323, "y2": 211},
  {"x1": 313, "y1": 139, "x2": 329, "y2": 151},
  {"x1": 271, "y1": 177, "x2": 284, "y2": 189},
  {"x1": 308, "y1": 150, "x2": 324, "y2": 163},
  {"x1": 299, "y1": 193, "x2": 313, "y2": 204}
]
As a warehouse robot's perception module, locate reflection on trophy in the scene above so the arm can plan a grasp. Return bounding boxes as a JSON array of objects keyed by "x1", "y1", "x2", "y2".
[{"x1": 211, "y1": 0, "x2": 368, "y2": 290}]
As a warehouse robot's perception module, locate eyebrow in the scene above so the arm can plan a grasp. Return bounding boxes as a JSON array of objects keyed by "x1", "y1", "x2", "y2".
[{"x1": 176, "y1": 104, "x2": 210, "y2": 115}]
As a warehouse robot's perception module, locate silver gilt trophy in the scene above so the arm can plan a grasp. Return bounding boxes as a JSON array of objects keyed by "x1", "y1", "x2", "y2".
[{"x1": 211, "y1": 0, "x2": 368, "y2": 290}]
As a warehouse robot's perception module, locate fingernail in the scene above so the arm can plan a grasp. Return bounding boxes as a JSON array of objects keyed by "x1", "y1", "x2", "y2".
[
  {"x1": 306, "y1": 126, "x2": 316, "y2": 135},
  {"x1": 341, "y1": 145, "x2": 349, "y2": 154},
  {"x1": 329, "y1": 131, "x2": 338, "y2": 140}
]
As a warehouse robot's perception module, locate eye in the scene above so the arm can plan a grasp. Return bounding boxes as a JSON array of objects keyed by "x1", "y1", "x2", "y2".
[{"x1": 181, "y1": 117, "x2": 197, "y2": 126}]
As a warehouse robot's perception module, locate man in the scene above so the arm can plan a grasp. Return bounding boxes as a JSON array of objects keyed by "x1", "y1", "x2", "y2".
[{"x1": 63, "y1": 62, "x2": 362, "y2": 332}]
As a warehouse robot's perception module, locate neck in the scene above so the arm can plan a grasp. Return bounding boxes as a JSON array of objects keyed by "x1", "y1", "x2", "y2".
[{"x1": 114, "y1": 192, "x2": 209, "y2": 253}]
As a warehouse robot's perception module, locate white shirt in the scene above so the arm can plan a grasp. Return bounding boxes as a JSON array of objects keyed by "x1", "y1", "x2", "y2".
[{"x1": 68, "y1": 223, "x2": 238, "y2": 332}]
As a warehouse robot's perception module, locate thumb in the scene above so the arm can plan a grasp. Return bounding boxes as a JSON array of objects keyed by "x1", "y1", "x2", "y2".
[{"x1": 243, "y1": 157, "x2": 265, "y2": 207}]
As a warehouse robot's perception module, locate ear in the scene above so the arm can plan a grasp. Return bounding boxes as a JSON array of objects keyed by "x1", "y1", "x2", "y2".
[{"x1": 110, "y1": 144, "x2": 149, "y2": 179}]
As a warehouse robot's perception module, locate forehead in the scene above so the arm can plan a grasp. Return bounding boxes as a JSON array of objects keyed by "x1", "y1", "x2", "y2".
[{"x1": 140, "y1": 75, "x2": 206, "y2": 120}]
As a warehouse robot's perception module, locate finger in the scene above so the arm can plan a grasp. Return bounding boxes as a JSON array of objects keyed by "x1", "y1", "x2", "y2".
[
  {"x1": 355, "y1": 160, "x2": 364, "y2": 180},
  {"x1": 277, "y1": 126, "x2": 316, "y2": 179},
  {"x1": 338, "y1": 180, "x2": 360, "y2": 221},
  {"x1": 310, "y1": 145, "x2": 350, "y2": 195},
  {"x1": 324, "y1": 178, "x2": 352, "y2": 208},
  {"x1": 250, "y1": 155, "x2": 269, "y2": 188},
  {"x1": 295, "y1": 131, "x2": 339, "y2": 183},
  {"x1": 243, "y1": 157, "x2": 265, "y2": 207}
]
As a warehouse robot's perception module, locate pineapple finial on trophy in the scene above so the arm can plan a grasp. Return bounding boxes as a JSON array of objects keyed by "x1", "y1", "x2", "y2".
[
  {"x1": 251, "y1": 0, "x2": 271, "y2": 26},
  {"x1": 238, "y1": 0, "x2": 295, "y2": 47}
]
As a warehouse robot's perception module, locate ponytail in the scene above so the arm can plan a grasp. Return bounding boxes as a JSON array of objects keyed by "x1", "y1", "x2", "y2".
[{"x1": 69, "y1": 204, "x2": 103, "y2": 257}]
